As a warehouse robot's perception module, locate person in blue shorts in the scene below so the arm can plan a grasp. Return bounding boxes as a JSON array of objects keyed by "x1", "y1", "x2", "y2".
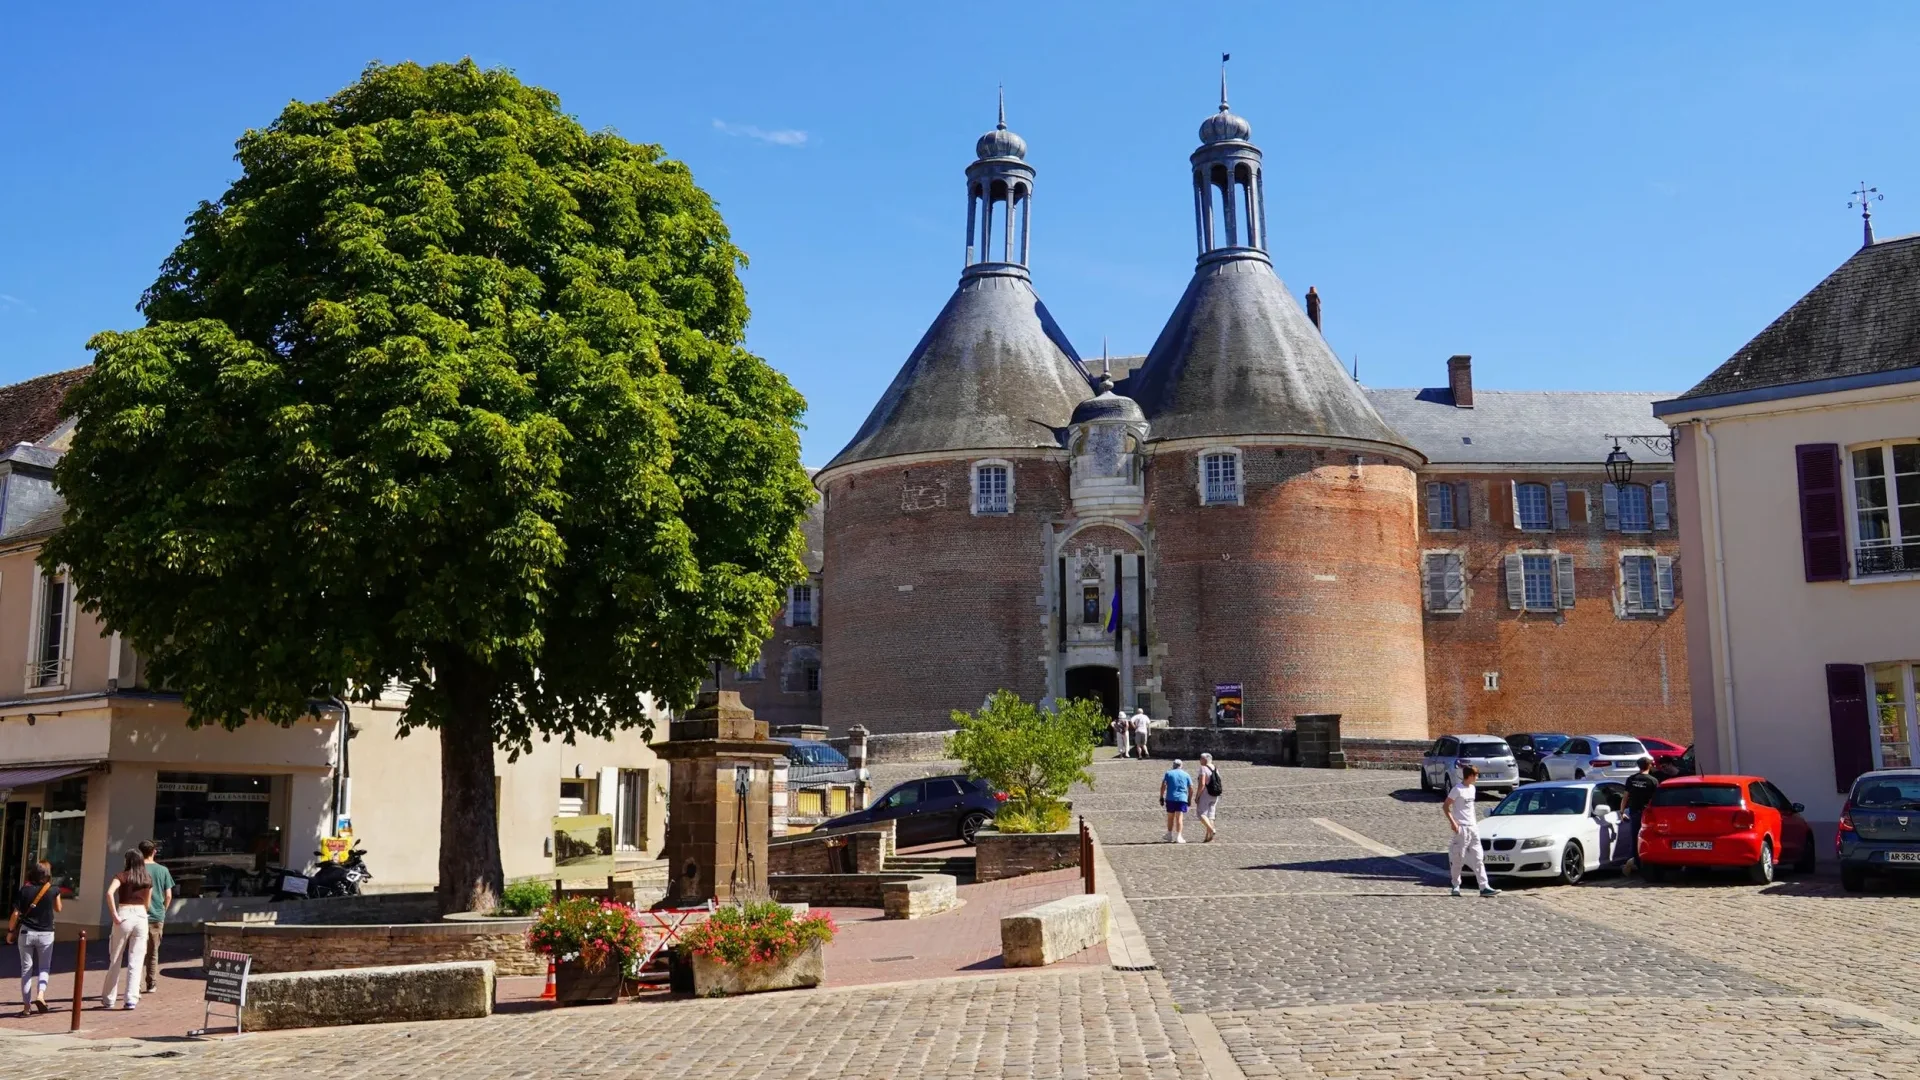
[{"x1": 1160, "y1": 760, "x2": 1193, "y2": 843}]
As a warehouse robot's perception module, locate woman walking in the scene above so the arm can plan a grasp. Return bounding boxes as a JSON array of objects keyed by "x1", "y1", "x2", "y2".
[
  {"x1": 8, "y1": 861, "x2": 60, "y2": 1015},
  {"x1": 1194, "y1": 753, "x2": 1223, "y2": 842},
  {"x1": 102, "y1": 850, "x2": 153, "y2": 1010}
]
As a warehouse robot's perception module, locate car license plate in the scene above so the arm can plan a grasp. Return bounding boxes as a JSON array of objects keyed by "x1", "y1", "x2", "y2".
[
  {"x1": 1484, "y1": 857, "x2": 1512, "y2": 866},
  {"x1": 1888, "y1": 851, "x2": 1920, "y2": 864},
  {"x1": 1673, "y1": 840, "x2": 1713, "y2": 850}
]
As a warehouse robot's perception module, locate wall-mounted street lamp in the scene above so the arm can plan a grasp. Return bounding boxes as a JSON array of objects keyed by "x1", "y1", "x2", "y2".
[{"x1": 1603, "y1": 434, "x2": 1676, "y2": 486}]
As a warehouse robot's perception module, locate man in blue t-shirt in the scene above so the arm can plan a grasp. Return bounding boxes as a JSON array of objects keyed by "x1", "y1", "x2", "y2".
[{"x1": 1160, "y1": 760, "x2": 1193, "y2": 844}]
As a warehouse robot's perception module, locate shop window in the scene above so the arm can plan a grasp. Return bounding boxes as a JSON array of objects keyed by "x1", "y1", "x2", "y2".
[
  {"x1": 153, "y1": 773, "x2": 281, "y2": 884},
  {"x1": 41, "y1": 777, "x2": 86, "y2": 896},
  {"x1": 1872, "y1": 664, "x2": 1919, "y2": 770}
]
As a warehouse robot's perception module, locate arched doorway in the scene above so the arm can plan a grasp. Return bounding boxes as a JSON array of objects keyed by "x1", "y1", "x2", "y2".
[{"x1": 1064, "y1": 665, "x2": 1121, "y2": 719}]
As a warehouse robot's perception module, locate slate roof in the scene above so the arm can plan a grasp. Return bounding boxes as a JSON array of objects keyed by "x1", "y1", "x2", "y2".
[
  {"x1": 1121, "y1": 257, "x2": 1414, "y2": 452},
  {"x1": 0, "y1": 366, "x2": 87, "y2": 449},
  {"x1": 1364, "y1": 388, "x2": 1675, "y2": 466},
  {"x1": 800, "y1": 472, "x2": 823, "y2": 574},
  {"x1": 1668, "y1": 233, "x2": 1920, "y2": 406},
  {"x1": 823, "y1": 271, "x2": 1092, "y2": 472}
]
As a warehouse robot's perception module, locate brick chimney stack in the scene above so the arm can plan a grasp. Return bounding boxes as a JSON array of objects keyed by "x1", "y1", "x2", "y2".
[
  {"x1": 1447, "y1": 354, "x2": 1473, "y2": 408},
  {"x1": 1305, "y1": 286, "x2": 1321, "y2": 332}
]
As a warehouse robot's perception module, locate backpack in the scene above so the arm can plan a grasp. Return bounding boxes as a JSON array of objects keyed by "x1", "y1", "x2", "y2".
[{"x1": 1205, "y1": 766, "x2": 1223, "y2": 797}]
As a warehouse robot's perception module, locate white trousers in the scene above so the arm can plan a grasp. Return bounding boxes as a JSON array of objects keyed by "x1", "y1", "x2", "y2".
[
  {"x1": 103, "y1": 905, "x2": 150, "y2": 1006},
  {"x1": 1116, "y1": 726, "x2": 1130, "y2": 754},
  {"x1": 1448, "y1": 828, "x2": 1489, "y2": 890}
]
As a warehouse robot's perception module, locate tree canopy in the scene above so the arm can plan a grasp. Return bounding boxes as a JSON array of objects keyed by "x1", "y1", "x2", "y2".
[{"x1": 48, "y1": 60, "x2": 813, "y2": 909}]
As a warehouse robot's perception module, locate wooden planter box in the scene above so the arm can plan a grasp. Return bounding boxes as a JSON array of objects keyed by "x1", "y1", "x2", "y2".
[
  {"x1": 554, "y1": 958, "x2": 627, "y2": 1004},
  {"x1": 690, "y1": 941, "x2": 825, "y2": 996}
]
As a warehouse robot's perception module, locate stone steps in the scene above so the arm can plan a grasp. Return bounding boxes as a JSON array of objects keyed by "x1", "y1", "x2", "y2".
[{"x1": 885, "y1": 856, "x2": 977, "y2": 883}]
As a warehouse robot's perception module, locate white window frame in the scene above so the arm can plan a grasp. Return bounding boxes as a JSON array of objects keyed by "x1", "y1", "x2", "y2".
[
  {"x1": 787, "y1": 582, "x2": 815, "y2": 627},
  {"x1": 1514, "y1": 482, "x2": 1551, "y2": 531},
  {"x1": 1506, "y1": 549, "x2": 1574, "y2": 612},
  {"x1": 1869, "y1": 662, "x2": 1920, "y2": 770},
  {"x1": 1521, "y1": 552, "x2": 1557, "y2": 611},
  {"x1": 614, "y1": 768, "x2": 647, "y2": 851},
  {"x1": 1198, "y1": 447, "x2": 1244, "y2": 506},
  {"x1": 1617, "y1": 483, "x2": 1652, "y2": 534},
  {"x1": 971, "y1": 459, "x2": 1014, "y2": 515},
  {"x1": 1845, "y1": 440, "x2": 1920, "y2": 581},
  {"x1": 1422, "y1": 549, "x2": 1467, "y2": 613},
  {"x1": 27, "y1": 566, "x2": 73, "y2": 693}
]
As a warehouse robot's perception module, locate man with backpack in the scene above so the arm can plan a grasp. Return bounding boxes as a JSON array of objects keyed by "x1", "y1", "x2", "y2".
[{"x1": 1195, "y1": 752, "x2": 1223, "y2": 842}]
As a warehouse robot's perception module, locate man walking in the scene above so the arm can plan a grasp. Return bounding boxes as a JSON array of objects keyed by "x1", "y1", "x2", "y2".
[
  {"x1": 1622, "y1": 756, "x2": 1659, "y2": 872},
  {"x1": 139, "y1": 840, "x2": 173, "y2": 995},
  {"x1": 1443, "y1": 763, "x2": 1497, "y2": 897},
  {"x1": 1160, "y1": 759, "x2": 1192, "y2": 843},
  {"x1": 1131, "y1": 709, "x2": 1151, "y2": 759}
]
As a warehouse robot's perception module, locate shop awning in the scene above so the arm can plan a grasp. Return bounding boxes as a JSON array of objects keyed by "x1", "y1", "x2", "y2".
[{"x1": 0, "y1": 763, "x2": 99, "y2": 791}]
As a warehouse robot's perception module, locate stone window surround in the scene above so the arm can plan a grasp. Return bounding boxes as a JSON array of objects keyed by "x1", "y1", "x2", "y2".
[
  {"x1": 1421, "y1": 548, "x2": 1467, "y2": 614},
  {"x1": 1616, "y1": 547, "x2": 1674, "y2": 618},
  {"x1": 971, "y1": 458, "x2": 1015, "y2": 515},
  {"x1": 1196, "y1": 446, "x2": 1244, "y2": 506}
]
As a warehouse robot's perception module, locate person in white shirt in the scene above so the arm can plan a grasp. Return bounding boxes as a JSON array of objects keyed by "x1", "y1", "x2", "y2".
[
  {"x1": 1112, "y1": 713, "x2": 1131, "y2": 758},
  {"x1": 1443, "y1": 763, "x2": 1498, "y2": 898},
  {"x1": 1130, "y1": 710, "x2": 1151, "y2": 759}
]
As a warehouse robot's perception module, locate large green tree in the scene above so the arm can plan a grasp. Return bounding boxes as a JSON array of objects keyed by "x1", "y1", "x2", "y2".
[{"x1": 48, "y1": 60, "x2": 812, "y2": 911}]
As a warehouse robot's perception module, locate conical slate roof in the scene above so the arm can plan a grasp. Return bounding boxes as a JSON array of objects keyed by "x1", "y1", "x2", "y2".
[
  {"x1": 1125, "y1": 257, "x2": 1415, "y2": 454},
  {"x1": 823, "y1": 271, "x2": 1093, "y2": 472}
]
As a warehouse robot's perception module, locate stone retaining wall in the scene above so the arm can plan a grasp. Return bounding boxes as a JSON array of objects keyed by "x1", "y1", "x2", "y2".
[
  {"x1": 768, "y1": 822, "x2": 893, "y2": 874},
  {"x1": 768, "y1": 872, "x2": 956, "y2": 918},
  {"x1": 204, "y1": 917, "x2": 544, "y2": 977},
  {"x1": 170, "y1": 891, "x2": 441, "y2": 932},
  {"x1": 241, "y1": 961, "x2": 495, "y2": 1031},
  {"x1": 1141, "y1": 726, "x2": 1292, "y2": 765},
  {"x1": 1342, "y1": 738, "x2": 1428, "y2": 769},
  {"x1": 829, "y1": 730, "x2": 955, "y2": 763},
  {"x1": 975, "y1": 829, "x2": 1081, "y2": 883}
]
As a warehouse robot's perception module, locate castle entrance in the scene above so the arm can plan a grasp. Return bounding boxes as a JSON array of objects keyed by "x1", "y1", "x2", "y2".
[{"x1": 1063, "y1": 665, "x2": 1121, "y2": 719}]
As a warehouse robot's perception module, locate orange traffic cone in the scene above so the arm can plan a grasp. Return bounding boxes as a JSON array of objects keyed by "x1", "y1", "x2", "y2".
[{"x1": 539, "y1": 959, "x2": 556, "y2": 1000}]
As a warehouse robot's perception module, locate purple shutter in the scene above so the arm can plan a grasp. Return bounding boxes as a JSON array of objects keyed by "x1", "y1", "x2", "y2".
[
  {"x1": 1796, "y1": 444, "x2": 1848, "y2": 582},
  {"x1": 1825, "y1": 663, "x2": 1874, "y2": 794}
]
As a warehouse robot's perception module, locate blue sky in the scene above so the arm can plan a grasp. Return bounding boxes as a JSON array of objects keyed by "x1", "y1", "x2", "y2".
[{"x1": 3, "y1": 3, "x2": 1917, "y2": 465}]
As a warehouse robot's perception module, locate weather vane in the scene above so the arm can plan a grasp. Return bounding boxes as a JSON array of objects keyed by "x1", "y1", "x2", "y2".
[{"x1": 1850, "y1": 182, "x2": 1884, "y2": 248}]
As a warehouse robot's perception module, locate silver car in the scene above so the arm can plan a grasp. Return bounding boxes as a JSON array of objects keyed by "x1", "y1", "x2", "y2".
[
  {"x1": 1541, "y1": 734, "x2": 1651, "y2": 781},
  {"x1": 1419, "y1": 735, "x2": 1520, "y2": 796}
]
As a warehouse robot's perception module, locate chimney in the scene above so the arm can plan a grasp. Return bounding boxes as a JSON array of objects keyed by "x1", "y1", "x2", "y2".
[
  {"x1": 1305, "y1": 286, "x2": 1322, "y2": 331},
  {"x1": 1447, "y1": 354, "x2": 1473, "y2": 408}
]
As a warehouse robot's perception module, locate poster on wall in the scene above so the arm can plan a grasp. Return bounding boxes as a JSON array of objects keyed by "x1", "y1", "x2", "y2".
[
  {"x1": 1212, "y1": 683, "x2": 1244, "y2": 726},
  {"x1": 551, "y1": 814, "x2": 615, "y2": 879}
]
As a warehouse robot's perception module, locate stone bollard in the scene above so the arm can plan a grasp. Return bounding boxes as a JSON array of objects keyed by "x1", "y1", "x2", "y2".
[
  {"x1": 1294, "y1": 714, "x2": 1346, "y2": 769},
  {"x1": 847, "y1": 724, "x2": 870, "y2": 809}
]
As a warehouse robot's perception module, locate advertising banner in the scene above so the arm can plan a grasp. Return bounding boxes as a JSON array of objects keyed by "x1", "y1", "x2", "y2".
[{"x1": 1212, "y1": 683, "x2": 1244, "y2": 726}]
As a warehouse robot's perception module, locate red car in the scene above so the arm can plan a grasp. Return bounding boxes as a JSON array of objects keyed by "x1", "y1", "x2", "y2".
[
  {"x1": 1636, "y1": 774, "x2": 1817, "y2": 884},
  {"x1": 1637, "y1": 736, "x2": 1688, "y2": 765}
]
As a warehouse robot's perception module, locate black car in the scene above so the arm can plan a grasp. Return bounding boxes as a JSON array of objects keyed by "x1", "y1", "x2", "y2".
[
  {"x1": 820, "y1": 775, "x2": 1004, "y2": 845},
  {"x1": 1505, "y1": 732, "x2": 1571, "y2": 782}
]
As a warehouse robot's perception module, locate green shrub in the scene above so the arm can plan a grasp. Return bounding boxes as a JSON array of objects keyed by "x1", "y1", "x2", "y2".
[
  {"x1": 497, "y1": 880, "x2": 554, "y2": 916},
  {"x1": 948, "y1": 691, "x2": 1102, "y2": 824},
  {"x1": 994, "y1": 799, "x2": 1071, "y2": 834}
]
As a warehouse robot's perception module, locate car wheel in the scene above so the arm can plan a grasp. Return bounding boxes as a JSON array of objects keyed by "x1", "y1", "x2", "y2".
[
  {"x1": 1747, "y1": 839, "x2": 1774, "y2": 885},
  {"x1": 1558, "y1": 841, "x2": 1585, "y2": 886},
  {"x1": 960, "y1": 811, "x2": 991, "y2": 846},
  {"x1": 1573, "y1": 769, "x2": 1586, "y2": 780},
  {"x1": 1533, "y1": 764, "x2": 1549, "y2": 783},
  {"x1": 1792, "y1": 840, "x2": 1816, "y2": 876},
  {"x1": 1840, "y1": 864, "x2": 1867, "y2": 893}
]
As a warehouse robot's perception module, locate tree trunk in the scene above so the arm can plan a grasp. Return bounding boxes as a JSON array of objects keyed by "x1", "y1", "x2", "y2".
[{"x1": 437, "y1": 656, "x2": 505, "y2": 914}]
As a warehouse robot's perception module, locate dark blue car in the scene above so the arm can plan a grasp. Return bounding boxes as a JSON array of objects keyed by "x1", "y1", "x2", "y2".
[
  {"x1": 821, "y1": 775, "x2": 1004, "y2": 845},
  {"x1": 1838, "y1": 768, "x2": 1920, "y2": 891}
]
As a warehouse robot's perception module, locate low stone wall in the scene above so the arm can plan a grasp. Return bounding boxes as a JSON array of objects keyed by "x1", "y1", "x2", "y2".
[
  {"x1": 241, "y1": 961, "x2": 495, "y2": 1031},
  {"x1": 829, "y1": 730, "x2": 956, "y2": 764},
  {"x1": 1139, "y1": 726, "x2": 1292, "y2": 765},
  {"x1": 1002, "y1": 894, "x2": 1110, "y2": 967},
  {"x1": 768, "y1": 822, "x2": 894, "y2": 874},
  {"x1": 975, "y1": 829, "x2": 1081, "y2": 883},
  {"x1": 768, "y1": 872, "x2": 954, "y2": 918},
  {"x1": 205, "y1": 917, "x2": 544, "y2": 977},
  {"x1": 170, "y1": 891, "x2": 441, "y2": 932},
  {"x1": 1342, "y1": 738, "x2": 1428, "y2": 769}
]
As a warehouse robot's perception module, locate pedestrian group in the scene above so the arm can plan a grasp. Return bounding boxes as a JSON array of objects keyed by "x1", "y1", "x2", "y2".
[{"x1": 7, "y1": 840, "x2": 172, "y2": 1015}]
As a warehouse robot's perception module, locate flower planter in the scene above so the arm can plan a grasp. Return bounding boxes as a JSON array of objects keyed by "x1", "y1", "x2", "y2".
[
  {"x1": 554, "y1": 958, "x2": 627, "y2": 1004},
  {"x1": 691, "y1": 941, "x2": 825, "y2": 996}
]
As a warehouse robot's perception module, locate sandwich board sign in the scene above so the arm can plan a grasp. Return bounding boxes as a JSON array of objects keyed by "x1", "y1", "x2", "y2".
[{"x1": 194, "y1": 950, "x2": 251, "y2": 1035}]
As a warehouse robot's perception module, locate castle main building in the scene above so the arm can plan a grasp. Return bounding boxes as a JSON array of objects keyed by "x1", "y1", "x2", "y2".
[{"x1": 806, "y1": 93, "x2": 1690, "y2": 742}]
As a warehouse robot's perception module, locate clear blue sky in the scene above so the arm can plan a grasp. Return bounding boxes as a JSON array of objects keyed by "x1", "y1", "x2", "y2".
[{"x1": 3, "y1": 3, "x2": 1916, "y2": 465}]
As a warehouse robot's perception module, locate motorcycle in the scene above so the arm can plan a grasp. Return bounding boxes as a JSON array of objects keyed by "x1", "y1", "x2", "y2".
[{"x1": 270, "y1": 841, "x2": 373, "y2": 901}]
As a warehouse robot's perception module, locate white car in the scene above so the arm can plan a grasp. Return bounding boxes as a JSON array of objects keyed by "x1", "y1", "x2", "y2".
[
  {"x1": 1477, "y1": 780, "x2": 1631, "y2": 884},
  {"x1": 1418, "y1": 735, "x2": 1520, "y2": 796},
  {"x1": 1541, "y1": 734, "x2": 1651, "y2": 781}
]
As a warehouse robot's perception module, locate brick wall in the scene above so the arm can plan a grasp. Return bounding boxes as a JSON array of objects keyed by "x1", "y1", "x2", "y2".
[
  {"x1": 974, "y1": 829, "x2": 1082, "y2": 882},
  {"x1": 1416, "y1": 472, "x2": 1692, "y2": 743},
  {"x1": 728, "y1": 582, "x2": 822, "y2": 729},
  {"x1": 203, "y1": 919, "x2": 545, "y2": 977},
  {"x1": 821, "y1": 457, "x2": 1067, "y2": 734},
  {"x1": 1148, "y1": 447, "x2": 1429, "y2": 739}
]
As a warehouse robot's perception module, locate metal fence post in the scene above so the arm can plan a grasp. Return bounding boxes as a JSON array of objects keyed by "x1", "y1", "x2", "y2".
[{"x1": 70, "y1": 930, "x2": 87, "y2": 1032}]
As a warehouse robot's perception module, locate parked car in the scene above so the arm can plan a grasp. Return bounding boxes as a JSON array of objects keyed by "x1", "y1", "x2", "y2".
[
  {"x1": 1637, "y1": 736, "x2": 1688, "y2": 768},
  {"x1": 1505, "y1": 732, "x2": 1570, "y2": 782},
  {"x1": 820, "y1": 775, "x2": 1005, "y2": 846},
  {"x1": 774, "y1": 738, "x2": 863, "y2": 785},
  {"x1": 1652, "y1": 744, "x2": 1697, "y2": 780},
  {"x1": 1419, "y1": 736, "x2": 1520, "y2": 796},
  {"x1": 1541, "y1": 735, "x2": 1652, "y2": 781},
  {"x1": 1477, "y1": 780, "x2": 1631, "y2": 885},
  {"x1": 1637, "y1": 775, "x2": 1817, "y2": 884},
  {"x1": 1836, "y1": 768, "x2": 1920, "y2": 892}
]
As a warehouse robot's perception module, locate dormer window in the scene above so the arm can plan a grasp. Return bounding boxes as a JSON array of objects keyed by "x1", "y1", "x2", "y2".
[
  {"x1": 1199, "y1": 449, "x2": 1242, "y2": 506},
  {"x1": 972, "y1": 460, "x2": 1013, "y2": 514}
]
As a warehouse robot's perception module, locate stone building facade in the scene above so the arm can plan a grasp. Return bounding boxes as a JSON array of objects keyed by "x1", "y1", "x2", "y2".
[{"x1": 792, "y1": 91, "x2": 1689, "y2": 742}]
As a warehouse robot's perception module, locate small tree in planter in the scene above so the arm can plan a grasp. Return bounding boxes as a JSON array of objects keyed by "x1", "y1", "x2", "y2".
[
  {"x1": 528, "y1": 897, "x2": 649, "y2": 1004},
  {"x1": 948, "y1": 691, "x2": 1103, "y2": 833},
  {"x1": 680, "y1": 901, "x2": 837, "y2": 996}
]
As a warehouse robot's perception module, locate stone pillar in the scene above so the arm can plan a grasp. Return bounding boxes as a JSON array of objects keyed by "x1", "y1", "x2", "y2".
[
  {"x1": 1294, "y1": 714, "x2": 1346, "y2": 770},
  {"x1": 847, "y1": 725, "x2": 870, "y2": 810},
  {"x1": 651, "y1": 691, "x2": 786, "y2": 907},
  {"x1": 770, "y1": 756, "x2": 789, "y2": 838}
]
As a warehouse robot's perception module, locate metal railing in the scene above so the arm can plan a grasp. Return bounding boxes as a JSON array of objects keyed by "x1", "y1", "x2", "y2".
[
  {"x1": 26, "y1": 657, "x2": 68, "y2": 688},
  {"x1": 1856, "y1": 541, "x2": 1920, "y2": 578}
]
